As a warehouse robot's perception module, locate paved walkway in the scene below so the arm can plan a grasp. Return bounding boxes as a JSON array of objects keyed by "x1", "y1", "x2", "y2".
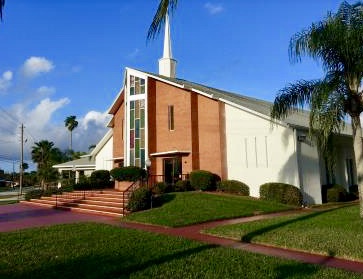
[{"x1": 1, "y1": 203, "x2": 363, "y2": 274}]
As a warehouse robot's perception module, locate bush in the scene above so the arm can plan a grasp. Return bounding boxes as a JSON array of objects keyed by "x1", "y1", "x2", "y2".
[
  {"x1": 73, "y1": 179, "x2": 93, "y2": 190},
  {"x1": 126, "y1": 187, "x2": 152, "y2": 212},
  {"x1": 25, "y1": 189, "x2": 44, "y2": 201},
  {"x1": 327, "y1": 184, "x2": 348, "y2": 202},
  {"x1": 189, "y1": 170, "x2": 217, "y2": 191},
  {"x1": 217, "y1": 180, "x2": 249, "y2": 196},
  {"x1": 90, "y1": 170, "x2": 112, "y2": 189},
  {"x1": 110, "y1": 166, "x2": 146, "y2": 182},
  {"x1": 259, "y1": 182, "x2": 303, "y2": 206},
  {"x1": 174, "y1": 180, "x2": 192, "y2": 192},
  {"x1": 348, "y1": 184, "x2": 359, "y2": 201},
  {"x1": 152, "y1": 182, "x2": 168, "y2": 195}
]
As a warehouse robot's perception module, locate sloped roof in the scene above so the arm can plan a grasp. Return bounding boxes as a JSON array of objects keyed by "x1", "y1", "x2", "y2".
[
  {"x1": 141, "y1": 70, "x2": 352, "y2": 136},
  {"x1": 53, "y1": 156, "x2": 95, "y2": 169}
]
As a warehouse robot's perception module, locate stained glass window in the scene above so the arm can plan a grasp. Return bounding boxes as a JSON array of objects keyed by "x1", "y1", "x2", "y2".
[{"x1": 129, "y1": 75, "x2": 146, "y2": 168}]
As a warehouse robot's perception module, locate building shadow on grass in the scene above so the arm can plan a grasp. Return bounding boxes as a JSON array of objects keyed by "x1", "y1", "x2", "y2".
[
  {"x1": 152, "y1": 193, "x2": 176, "y2": 208},
  {"x1": 1, "y1": 244, "x2": 217, "y2": 279},
  {"x1": 241, "y1": 204, "x2": 356, "y2": 243}
]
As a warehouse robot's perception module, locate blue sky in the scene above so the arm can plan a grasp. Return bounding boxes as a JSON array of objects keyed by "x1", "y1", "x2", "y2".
[{"x1": 0, "y1": 0, "x2": 349, "y2": 171}]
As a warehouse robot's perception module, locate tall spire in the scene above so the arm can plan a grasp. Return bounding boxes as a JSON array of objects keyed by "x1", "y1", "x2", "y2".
[{"x1": 159, "y1": 12, "x2": 177, "y2": 78}]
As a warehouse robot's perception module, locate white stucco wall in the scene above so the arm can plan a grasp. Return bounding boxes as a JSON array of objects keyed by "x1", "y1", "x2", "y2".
[
  {"x1": 296, "y1": 132, "x2": 322, "y2": 204},
  {"x1": 95, "y1": 136, "x2": 113, "y2": 171},
  {"x1": 224, "y1": 104, "x2": 299, "y2": 197}
]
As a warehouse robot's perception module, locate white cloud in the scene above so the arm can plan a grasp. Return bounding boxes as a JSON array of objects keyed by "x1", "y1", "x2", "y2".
[
  {"x1": 0, "y1": 97, "x2": 111, "y2": 171},
  {"x1": 81, "y1": 111, "x2": 111, "y2": 130},
  {"x1": 0, "y1": 70, "x2": 13, "y2": 91},
  {"x1": 36, "y1": 86, "x2": 56, "y2": 96},
  {"x1": 21, "y1": 57, "x2": 55, "y2": 78},
  {"x1": 204, "y1": 3, "x2": 224, "y2": 15}
]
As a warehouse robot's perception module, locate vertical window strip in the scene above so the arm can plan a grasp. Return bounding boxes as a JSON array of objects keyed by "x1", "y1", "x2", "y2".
[{"x1": 168, "y1": 105, "x2": 174, "y2": 130}]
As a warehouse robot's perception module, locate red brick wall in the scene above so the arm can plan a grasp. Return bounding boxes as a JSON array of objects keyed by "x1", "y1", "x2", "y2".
[
  {"x1": 113, "y1": 101, "x2": 125, "y2": 167},
  {"x1": 147, "y1": 78, "x2": 226, "y2": 178}
]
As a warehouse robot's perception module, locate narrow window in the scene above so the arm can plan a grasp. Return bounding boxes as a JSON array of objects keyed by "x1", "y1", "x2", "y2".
[{"x1": 168, "y1": 105, "x2": 174, "y2": 131}]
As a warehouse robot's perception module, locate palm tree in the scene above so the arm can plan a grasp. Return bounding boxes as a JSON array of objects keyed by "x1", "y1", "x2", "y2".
[
  {"x1": 147, "y1": 0, "x2": 178, "y2": 40},
  {"x1": 64, "y1": 115, "x2": 78, "y2": 151},
  {"x1": 0, "y1": 0, "x2": 5, "y2": 22},
  {"x1": 271, "y1": 2, "x2": 363, "y2": 217},
  {"x1": 31, "y1": 140, "x2": 58, "y2": 188}
]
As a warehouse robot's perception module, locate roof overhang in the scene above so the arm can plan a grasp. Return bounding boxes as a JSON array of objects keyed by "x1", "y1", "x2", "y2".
[{"x1": 150, "y1": 150, "x2": 190, "y2": 157}]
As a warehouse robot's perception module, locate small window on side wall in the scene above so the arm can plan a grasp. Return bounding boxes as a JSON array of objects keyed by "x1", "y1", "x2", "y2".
[{"x1": 168, "y1": 105, "x2": 174, "y2": 131}]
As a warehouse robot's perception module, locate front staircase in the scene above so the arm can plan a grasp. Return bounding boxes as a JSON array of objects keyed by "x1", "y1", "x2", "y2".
[{"x1": 21, "y1": 190, "x2": 129, "y2": 217}]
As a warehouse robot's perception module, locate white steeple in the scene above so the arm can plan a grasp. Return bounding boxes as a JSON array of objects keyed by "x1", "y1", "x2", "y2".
[{"x1": 158, "y1": 12, "x2": 177, "y2": 78}]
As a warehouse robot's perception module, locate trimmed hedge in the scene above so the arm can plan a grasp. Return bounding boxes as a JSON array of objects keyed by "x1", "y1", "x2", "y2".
[
  {"x1": 259, "y1": 182, "x2": 302, "y2": 206},
  {"x1": 110, "y1": 166, "x2": 146, "y2": 182},
  {"x1": 126, "y1": 187, "x2": 152, "y2": 212},
  {"x1": 174, "y1": 180, "x2": 192, "y2": 192},
  {"x1": 152, "y1": 182, "x2": 168, "y2": 195},
  {"x1": 25, "y1": 189, "x2": 44, "y2": 201},
  {"x1": 189, "y1": 170, "x2": 218, "y2": 191},
  {"x1": 327, "y1": 184, "x2": 348, "y2": 202},
  {"x1": 90, "y1": 170, "x2": 112, "y2": 188},
  {"x1": 217, "y1": 180, "x2": 249, "y2": 196}
]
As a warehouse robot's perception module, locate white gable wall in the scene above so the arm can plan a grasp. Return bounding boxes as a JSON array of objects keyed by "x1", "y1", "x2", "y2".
[
  {"x1": 95, "y1": 135, "x2": 113, "y2": 171},
  {"x1": 224, "y1": 104, "x2": 300, "y2": 197},
  {"x1": 296, "y1": 132, "x2": 322, "y2": 204}
]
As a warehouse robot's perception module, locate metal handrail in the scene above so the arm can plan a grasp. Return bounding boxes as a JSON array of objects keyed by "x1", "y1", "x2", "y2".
[{"x1": 121, "y1": 180, "x2": 143, "y2": 216}]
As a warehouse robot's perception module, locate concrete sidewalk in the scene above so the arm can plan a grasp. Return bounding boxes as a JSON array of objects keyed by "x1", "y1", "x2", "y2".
[{"x1": 1, "y1": 203, "x2": 363, "y2": 274}]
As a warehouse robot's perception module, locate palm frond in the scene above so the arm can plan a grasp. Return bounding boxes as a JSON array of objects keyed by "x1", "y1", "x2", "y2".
[
  {"x1": 271, "y1": 80, "x2": 320, "y2": 120},
  {"x1": 147, "y1": 0, "x2": 178, "y2": 41},
  {"x1": 0, "y1": 0, "x2": 5, "y2": 21}
]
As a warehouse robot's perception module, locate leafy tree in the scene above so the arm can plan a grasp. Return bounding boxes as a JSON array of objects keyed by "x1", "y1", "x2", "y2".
[
  {"x1": 31, "y1": 140, "x2": 62, "y2": 189},
  {"x1": 0, "y1": 0, "x2": 4, "y2": 22},
  {"x1": 271, "y1": 2, "x2": 363, "y2": 217},
  {"x1": 147, "y1": 0, "x2": 178, "y2": 40},
  {"x1": 64, "y1": 115, "x2": 78, "y2": 151}
]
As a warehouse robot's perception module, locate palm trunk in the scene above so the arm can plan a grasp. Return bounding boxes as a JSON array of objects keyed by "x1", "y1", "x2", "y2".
[{"x1": 351, "y1": 115, "x2": 363, "y2": 218}]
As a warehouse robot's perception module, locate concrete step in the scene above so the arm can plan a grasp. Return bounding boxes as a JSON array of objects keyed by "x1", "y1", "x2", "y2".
[{"x1": 21, "y1": 188, "x2": 131, "y2": 217}]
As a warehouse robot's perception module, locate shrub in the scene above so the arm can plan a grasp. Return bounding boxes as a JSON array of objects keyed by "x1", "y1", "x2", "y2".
[
  {"x1": 217, "y1": 180, "x2": 249, "y2": 196},
  {"x1": 152, "y1": 182, "x2": 168, "y2": 195},
  {"x1": 110, "y1": 166, "x2": 146, "y2": 182},
  {"x1": 348, "y1": 184, "x2": 359, "y2": 201},
  {"x1": 189, "y1": 170, "x2": 217, "y2": 191},
  {"x1": 90, "y1": 170, "x2": 112, "y2": 189},
  {"x1": 25, "y1": 189, "x2": 44, "y2": 201},
  {"x1": 327, "y1": 184, "x2": 348, "y2": 202},
  {"x1": 174, "y1": 180, "x2": 192, "y2": 192},
  {"x1": 73, "y1": 179, "x2": 93, "y2": 190},
  {"x1": 259, "y1": 182, "x2": 302, "y2": 206},
  {"x1": 126, "y1": 187, "x2": 152, "y2": 212}
]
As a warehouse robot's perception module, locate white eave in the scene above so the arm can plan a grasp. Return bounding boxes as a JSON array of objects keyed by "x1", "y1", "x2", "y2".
[{"x1": 150, "y1": 150, "x2": 190, "y2": 157}]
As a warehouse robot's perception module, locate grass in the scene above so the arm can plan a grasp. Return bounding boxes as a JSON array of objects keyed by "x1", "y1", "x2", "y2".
[
  {"x1": 0, "y1": 223, "x2": 361, "y2": 279},
  {"x1": 124, "y1": 191, "x2": 293, "y2": 227},
  {"x1": 0, "y1": 200, "x2": 17, "y2": 205},
  {"x1": 206, "y1": 204, "x2": 363, "y2": 261}
]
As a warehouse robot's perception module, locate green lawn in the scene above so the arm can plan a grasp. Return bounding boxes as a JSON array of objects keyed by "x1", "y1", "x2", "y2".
[
  {"x1": 206, "y1": 204, "x2": 363, "y2": 261},
  {"x1": 124, "y1": 192, "x2": 293, "y2": 227},
  {"x1": 0, "y1": 200, "x2": 17, "y2": 205},
  {"x1": 0, "y1": 223, "x2": 361, "y2": 279}
]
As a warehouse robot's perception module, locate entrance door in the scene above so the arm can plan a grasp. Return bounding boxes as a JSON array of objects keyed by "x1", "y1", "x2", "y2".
[{"x1": 163, "y1": 157, "x2": 182, "y2": 185}]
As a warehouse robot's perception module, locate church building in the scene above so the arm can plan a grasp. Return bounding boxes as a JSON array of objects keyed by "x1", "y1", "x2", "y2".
[{"x1": 103, "y1": 14, "x2": 355, "y2": 205}]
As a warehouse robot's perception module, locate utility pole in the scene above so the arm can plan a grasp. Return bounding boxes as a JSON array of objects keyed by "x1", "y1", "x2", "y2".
[{"x1": 19, "y1": 124, "x2": 24, "y2": 195}]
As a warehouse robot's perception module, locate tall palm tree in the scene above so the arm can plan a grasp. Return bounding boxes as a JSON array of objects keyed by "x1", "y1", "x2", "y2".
[
  {"x1": 64, "y1": 115, "x2": 78, "y2": 151},
  {"x1": 147, "y1": 0, "x2": 178, "y2": 40},
  {"x1": 271, "y1": 1, "x2": 363, "y2": 217},
  {"x1": 0, "y1": 0, "x2": 5, "y2": 22},
  {"x1": 31, "y1": 140, "x2": 58, "y2": 188}
]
